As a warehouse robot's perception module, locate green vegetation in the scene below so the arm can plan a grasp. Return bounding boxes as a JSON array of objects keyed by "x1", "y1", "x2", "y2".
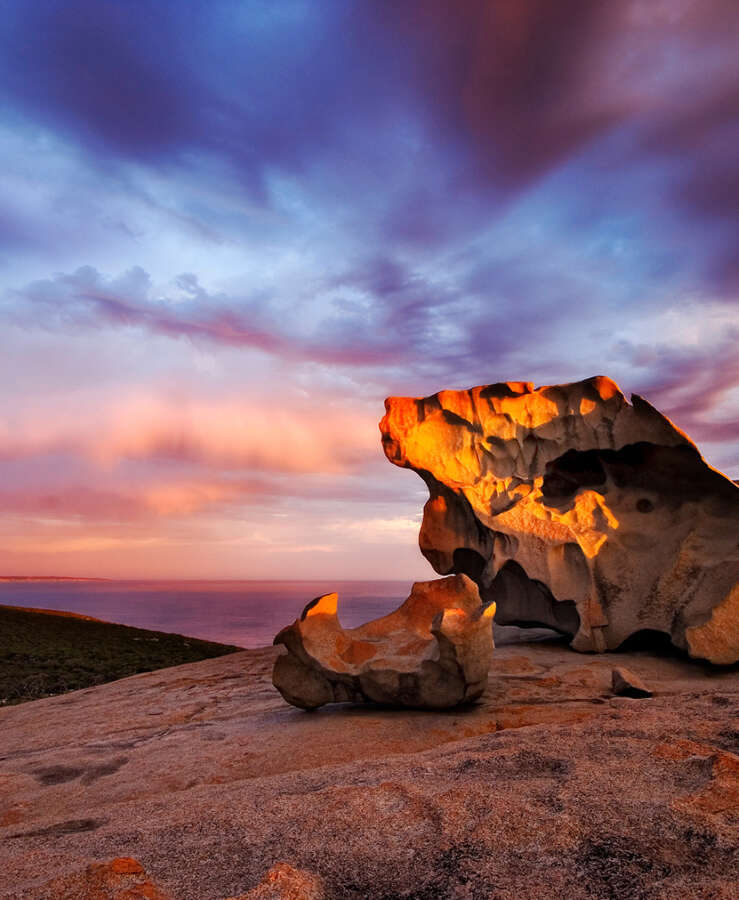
[{"x1": 0, "y1": 605, "x2": 242, "y2": 705}]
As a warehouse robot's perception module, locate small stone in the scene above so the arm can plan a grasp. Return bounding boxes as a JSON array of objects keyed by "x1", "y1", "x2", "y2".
[{"x1": 612, "y1": 666, "x2": 652, "y2": 698}]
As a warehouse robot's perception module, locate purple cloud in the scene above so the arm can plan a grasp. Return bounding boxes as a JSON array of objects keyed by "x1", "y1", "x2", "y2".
[{"x1": 10, "y1": 266, "x2": 409, "y2": 367}]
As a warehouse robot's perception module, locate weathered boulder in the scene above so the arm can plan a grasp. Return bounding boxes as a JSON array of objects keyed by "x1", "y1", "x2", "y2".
[
  {"x1": 380, "y1": 376, "x2": 739, "y2": 664},
  {"x1": 272, "y1": 574, "x2": 495, "y2": 709}
]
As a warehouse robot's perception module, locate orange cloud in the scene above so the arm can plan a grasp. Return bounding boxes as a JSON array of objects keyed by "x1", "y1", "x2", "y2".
[{"x1": 0, "y1": 389, "x2": 377, "y2": 473}]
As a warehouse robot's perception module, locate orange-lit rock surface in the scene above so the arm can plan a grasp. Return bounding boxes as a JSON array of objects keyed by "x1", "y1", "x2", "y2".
[
  {"x1": 380, "y1": 376, "x2": 739, "y2": 663},
  {"x1": 1, "y1": 643, "x2": 737, "y2": 899},
  {"x1": 22, "y1": 856, "x2": 172, "y2": 899},
  {"x1": 227, "y1": 862, "x2": 325, "y2": 899},
  {"x1": 28, "y1": 858, "x2": 324, "y2": 900},
  {"x1": 272, "y1": 574, "x2": 495, "y2": 709}
]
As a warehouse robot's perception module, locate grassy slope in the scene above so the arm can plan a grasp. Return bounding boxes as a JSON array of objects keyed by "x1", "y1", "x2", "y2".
[{"x1": 0, "y1": 605, "x2": 243, "y2": 705}]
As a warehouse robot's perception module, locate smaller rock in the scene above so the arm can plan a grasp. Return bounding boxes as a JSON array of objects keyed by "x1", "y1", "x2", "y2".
[
  {"x1": 612, "y1": 667, "x2": 652, "y2": 698},
  {"x1": 272, "y1": 574, "x2": 496, "y2": 710},
  {"x1": 229, "y1": 862, "x2": 325, "y2": 899}
]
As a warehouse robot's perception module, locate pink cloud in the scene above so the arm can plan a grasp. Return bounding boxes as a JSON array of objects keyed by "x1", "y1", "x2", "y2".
[{"x1": 0, "y1": 389, "x2": 377, "y2": 473}]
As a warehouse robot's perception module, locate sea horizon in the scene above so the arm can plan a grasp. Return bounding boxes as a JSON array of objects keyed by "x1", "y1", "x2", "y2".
[
  {"x1": 0, "y1": 575, "x2": 420, "y2": 583},
  {"x1": 0, "y1": 577, "x2": 413, "y2": 649}
]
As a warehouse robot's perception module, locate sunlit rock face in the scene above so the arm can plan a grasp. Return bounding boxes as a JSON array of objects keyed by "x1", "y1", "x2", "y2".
[
  {"x1": 272, "y1": 574, "x2": 495, "y2": 709},
  {"x1": 380, "y1": 376, "x2": 739, "y2": 664},
  {"x1": 29, "y1": 857, "x2": 324, "y2": 900}
]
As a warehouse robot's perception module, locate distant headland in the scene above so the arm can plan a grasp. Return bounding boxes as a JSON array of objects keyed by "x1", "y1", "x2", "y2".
[{"x1": 0, "y1": 575, "x2": 109, "y2": 582}]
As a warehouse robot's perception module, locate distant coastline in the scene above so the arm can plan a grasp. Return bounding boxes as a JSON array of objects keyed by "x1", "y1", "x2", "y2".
[
  {"x1": 0, "y1": 576, "x2": 109, "y2": 582},
  {"x1": 0, "y1": 604, "x2": 242, "y2": 705}
]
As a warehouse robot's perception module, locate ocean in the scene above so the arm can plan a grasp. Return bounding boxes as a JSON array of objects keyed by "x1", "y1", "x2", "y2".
[{"x1": 0, "y1": 579, "x2": 410, "y2": 648}]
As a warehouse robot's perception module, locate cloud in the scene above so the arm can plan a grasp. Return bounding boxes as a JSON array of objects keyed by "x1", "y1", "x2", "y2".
[
  {"x1": 0, "y1": 475, "x2": 276, "y2": 521},
  {"x1": 625, "y1": 332, "x2": 739, "y2": 445},
  {"x1": 0, "y1": 383, "x2": 377, "y2": 473},
  {"x1": 2, "y1": 2, "x2": 736, "y2": 223},
  {"x1": 0, "y1": 2, "x2": 412, "y2": 191},
  {"x1": 3, "y1": 2, "x2": 736, "y2": 301},
  {"x1": 5, "y1": 247, "x2": 738, "y2": 478},
  {"x1": 0, "y1": 2, "x2": 208, "y2": 158},
  {"x1": 9, "y1": 265, "x2": 410, "y2": 366},
  {"x1": 371, "y1": 0, "x2": 739, "y2": 294}
]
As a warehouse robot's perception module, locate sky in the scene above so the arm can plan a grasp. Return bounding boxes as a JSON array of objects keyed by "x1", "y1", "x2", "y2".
[{"x1": 0, "y1": 0, "x2": 737, "y2": 579}]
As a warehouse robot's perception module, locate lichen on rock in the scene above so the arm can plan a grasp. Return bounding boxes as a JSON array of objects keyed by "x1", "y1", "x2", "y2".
[{"x1": 380, "y1": 375, "x2": 739, "y2": 664}]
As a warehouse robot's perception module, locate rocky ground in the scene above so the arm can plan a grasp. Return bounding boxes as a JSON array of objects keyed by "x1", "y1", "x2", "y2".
[{"x1": 1, "y1": 639, "x2": 737, "y2": 899}]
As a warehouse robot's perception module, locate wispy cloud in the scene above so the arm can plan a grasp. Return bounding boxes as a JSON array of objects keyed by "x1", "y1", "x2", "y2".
[{"x1": 9, "y1": 266, "x2": 406, "y2": 366}]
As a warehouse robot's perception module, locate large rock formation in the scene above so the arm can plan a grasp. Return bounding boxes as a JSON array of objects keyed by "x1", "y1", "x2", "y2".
[
  {"x1": 380, "y1": 376, "x2": 739, "y2": 664},
  {"x1": 272, "y1": 574, "x2": 495, "y2": 709}
]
